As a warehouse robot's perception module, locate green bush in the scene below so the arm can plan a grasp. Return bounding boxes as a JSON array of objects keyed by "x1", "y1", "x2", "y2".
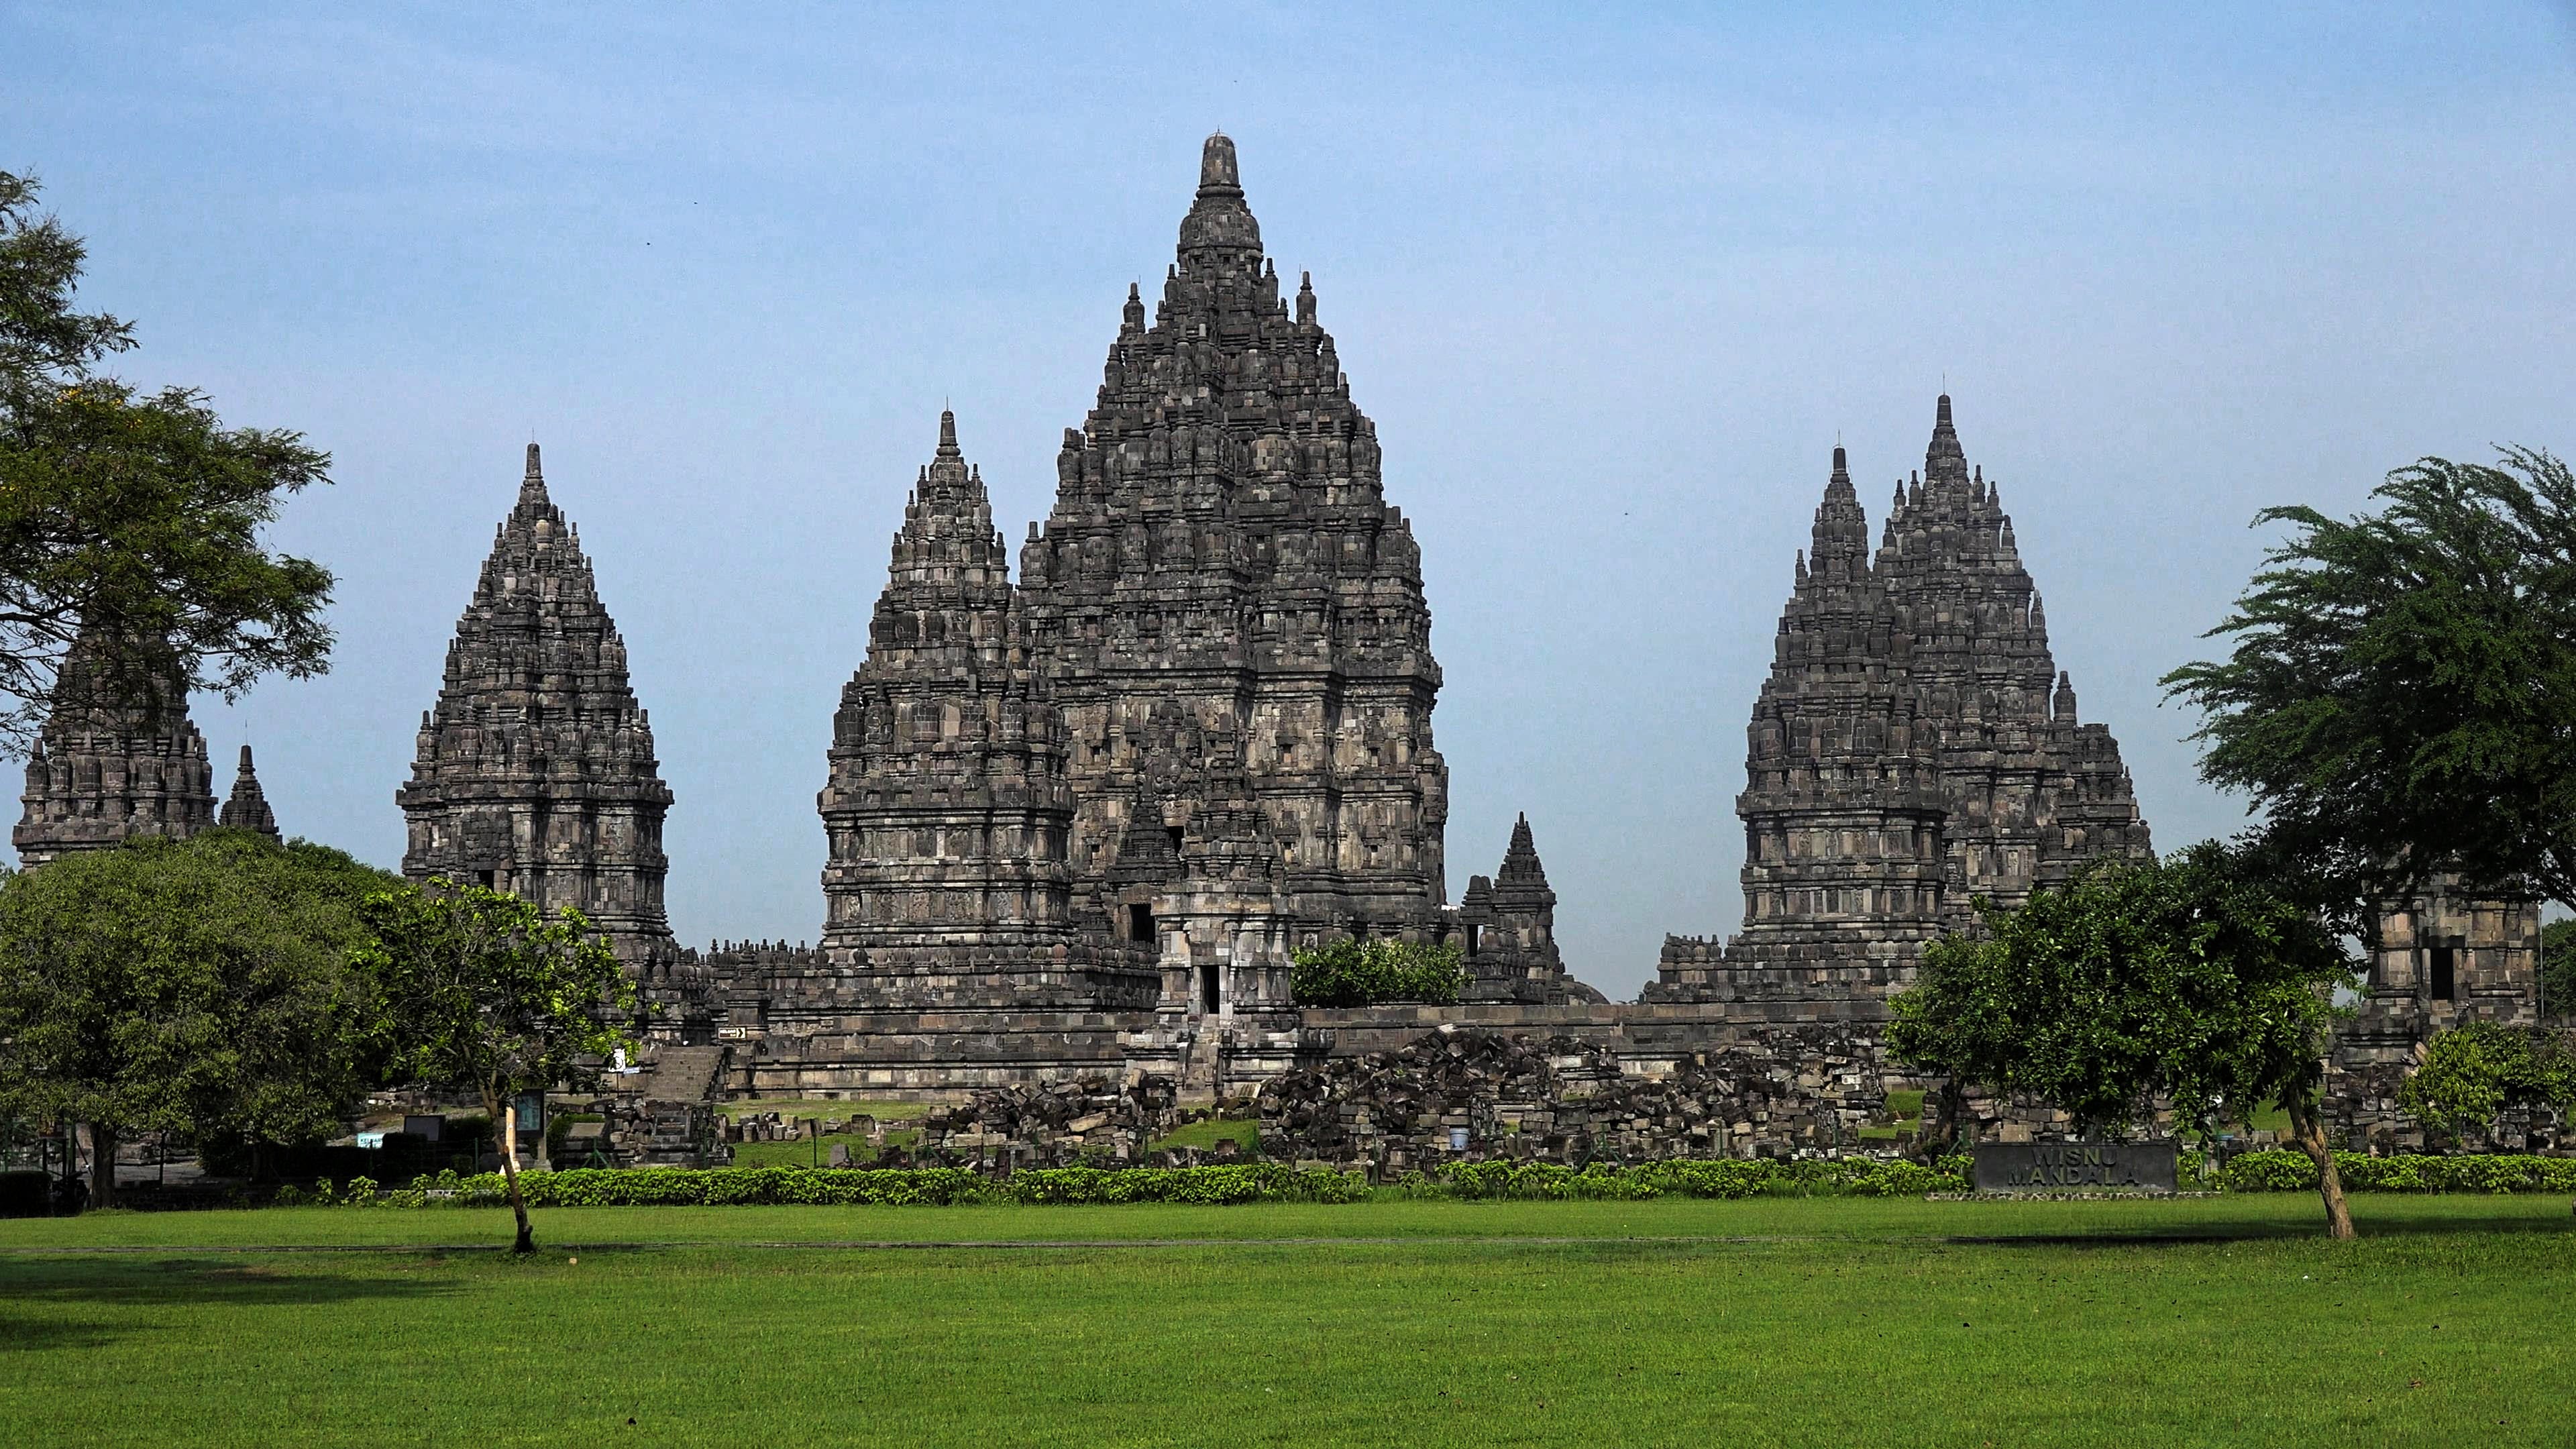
[
  {"x1": 272, "y1": 1152, "x2": 2576, "y2": 1209},
  {"x1": 2398, "y1": 1022, "x2": 2576, "y2": 1131},
  {"x1": 294, "y1": 1162, "x2": 1371, "y2": 1208},
  {"x1": 1289, "y1": 938, "x2": 1466, "y2": 1008},
  {"x1": 1434, "y1": 1157, "x2": 1972, "y2": 1201},
  {"x1": 2219, "y1": 1150, "x2": 2576, "y2": 1194}
]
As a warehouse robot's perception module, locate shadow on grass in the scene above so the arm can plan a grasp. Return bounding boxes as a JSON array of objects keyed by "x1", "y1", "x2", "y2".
[
  {"x1": 0, "y1": 1256, "x2": 461, "y2": 1354},
  {"x1": 1945, "y1": 1204, "x2": 2573, "y2": 1248}
]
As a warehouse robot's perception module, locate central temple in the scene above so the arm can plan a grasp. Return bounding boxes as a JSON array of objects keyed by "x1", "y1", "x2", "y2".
[
  {"x1": 619, "y1": 131, "x2": 1585, "y2": 1087},
  {"x1": 1017, "y1": 133, "x2": 1449, "y2": 945}
]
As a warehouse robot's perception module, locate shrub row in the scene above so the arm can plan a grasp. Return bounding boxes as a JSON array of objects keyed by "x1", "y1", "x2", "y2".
[
  {"x1": 1432, "y1": 1157, "x2": 1970, "y2": 1201},
  {"x1": 2218, "y1": 1150, "x2": 2576, "y2": 1194},
  {"x1": 283, "y1": 1151, "x2": 2576, "y2": 1209},
  {"x1": 301, "y1": 1162, "x2": 1371, "y2": 1208}
]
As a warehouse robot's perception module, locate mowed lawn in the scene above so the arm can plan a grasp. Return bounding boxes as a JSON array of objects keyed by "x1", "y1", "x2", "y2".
[{"x1": 1, "y1": 1196, "x2": 2569, "y2": 1447}]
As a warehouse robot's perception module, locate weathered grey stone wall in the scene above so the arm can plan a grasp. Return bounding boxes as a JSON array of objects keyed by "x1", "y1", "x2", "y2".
[{"x1": 1258, "y1": 1027, "x2": 1901, "y2": 1171}]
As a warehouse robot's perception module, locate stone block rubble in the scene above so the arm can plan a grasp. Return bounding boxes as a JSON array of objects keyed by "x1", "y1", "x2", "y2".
[{"x1": 1256, "y1": 1028, "x2": 1904, "y2": 1173}]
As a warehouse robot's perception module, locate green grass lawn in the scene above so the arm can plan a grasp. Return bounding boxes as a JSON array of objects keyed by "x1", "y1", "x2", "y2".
[
  {"x1": 2, "y1": 1195, "x2": 2568, "y2": 1447},
  {"x1": 1149, "y1": 1116, "x2": 1260, "y2": 1153}
]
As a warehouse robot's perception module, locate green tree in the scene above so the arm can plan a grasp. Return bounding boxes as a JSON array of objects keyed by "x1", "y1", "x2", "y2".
[
  {"x1": 359, "y1": 883, "x2": 634, "y2": 1252},
  {"x1": 2398, "y1": 1022, "x2": 2576, "y2": 1139},
  {"x1": 2163, "y1": 449, "x2": 2576, "y2": 924},
  {"x1": 1289, "y1": 938, "x2": 1466, "y2": 1008},
  {"x1": 0, "y1": 831, "x2": 402, "y2": 1208},
  {"x1": 2542, "y1": 919, "x2": 2575, "y2": 1019},
  {"x1": 0, "y1": 170, "x2": 333, "y2": 749},
  {"x1": 1890, "y1": 843, "x2": 2363, "y2": 1238}
]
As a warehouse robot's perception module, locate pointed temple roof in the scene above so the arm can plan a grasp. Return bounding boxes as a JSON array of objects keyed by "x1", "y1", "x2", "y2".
[
  {"x1": 14, "y1": 624, "x2": 216, "y2": 868},
  {"x1": 398, "y1": 443, "x2": 673, "y2": 955},
  {"x1": 827, "y1": 409, "x2": 1047, "y2": 772},
  {"x1": 1497, "y1": 812, "x2": 1548, "y2": 890},
  {"x1": 1654, "y1": 400, "x2": 2155, "y2": 1005},
  {"x1": 1456, "y1": 811, "x2": 1599, "y2": 1004},
  {"x1": 1017, "y1": 133, "x2": 1448, "y2": 937},
  {"x1": 219, "y1": 743, "x2": 280, "y2": 841},
  {"x1": 816, "y1": 411, "x2": 1155, "y2": 1004}
]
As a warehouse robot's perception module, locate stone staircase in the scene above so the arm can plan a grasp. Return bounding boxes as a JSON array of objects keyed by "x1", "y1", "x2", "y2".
[
  {"x1": 606, "y1": 1044, "x2": 731, "y2": 1166},
  {"x1": 1179, "y1": 1030, "x2": 1224, "y2": 1105}
]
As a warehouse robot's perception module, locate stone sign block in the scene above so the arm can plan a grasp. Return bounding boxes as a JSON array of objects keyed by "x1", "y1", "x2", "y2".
[{"x1": 1972, "y1": 1140, "x2": 2177, "y2": 1193}]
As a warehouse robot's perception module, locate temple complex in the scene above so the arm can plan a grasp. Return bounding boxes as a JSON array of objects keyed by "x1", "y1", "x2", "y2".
[
  {"x1": 395, "y1": 443, "x2": 676, "y2": 961},
  {"x1": 7, "y1": 135, "x2": 2528, "y2": 1149},
  {"x1": 13, "y1": 626, "x2": 217, "y2": 869}
]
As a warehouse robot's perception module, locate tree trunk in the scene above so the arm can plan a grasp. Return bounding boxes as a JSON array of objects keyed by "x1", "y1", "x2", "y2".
[
  {"x1": 2285, "y1": 1097, "x2": 2355, "y2": 1240},
  {"x1": 88, "y1": 1122, "x2": 115, "y2": 1212},
  {"x1": 484, "y1": 1086, "x2": 534, "y2": 1254}
]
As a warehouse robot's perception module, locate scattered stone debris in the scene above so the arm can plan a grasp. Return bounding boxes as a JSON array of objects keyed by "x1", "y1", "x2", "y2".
[{"x1": 1257, "y1": 1028, "x2": 1903, "y2": 1173}]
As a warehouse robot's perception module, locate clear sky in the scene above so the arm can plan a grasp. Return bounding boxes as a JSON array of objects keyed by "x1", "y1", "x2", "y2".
[{"x1": 8, "y1": 3, "x2": 2573, "y2": 998}]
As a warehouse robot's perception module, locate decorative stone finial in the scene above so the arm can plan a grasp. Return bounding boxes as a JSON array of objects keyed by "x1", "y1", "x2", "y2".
[
  {"x1": 1199, "y1": 131, "x2": 1240, "y2": 193},
  {"x1": 1924, "y1": 394, "x2": 1968, "y2": 484},
  {"x1": 938, "y1": 408, "x2": 961, "y2": 459},
  {"x1": 219, "y1": 743, "x2": 281, "y2": 842},
  {"x1": 1179, "y1": 132, "x2": 1259, "y2": 255},
  {"x1": 519, "y1": 441, "x2": 550, "y2": 506}
]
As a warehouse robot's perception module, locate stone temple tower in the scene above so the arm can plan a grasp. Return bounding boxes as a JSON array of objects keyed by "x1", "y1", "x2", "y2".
[
  {"x1": 1872, "y1": 396, "x2": 2153, "y2": 906},
  {"x1": 1652, "y1": 403, "x2": 2153, "y2": 1005},
  {"x1": 1455, "y1": 814, "x2": 1601, "y2": 1004},
  {"x1": 1016, "y1": 133, "x2": 1450, "y2": 945},
  {"x1": 816, "y1": 411, "x2": 1158, "y2": 1009},
  {"x1": 14, "y1": 625, "x2": 217, "y2": 869},
  {"x1": 398, "y1": 443, "x2": 674, "y2": 961},
  {"x1": 219, "y1": 745, "x2": 282, "y2": 842},
  {"x1": 1653, "y1": 447, "x2": 1952, "y2": 1003}
]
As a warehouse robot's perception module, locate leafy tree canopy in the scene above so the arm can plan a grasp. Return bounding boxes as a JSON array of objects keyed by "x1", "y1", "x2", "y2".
[
  {"x1": 1289, "y1": 938, "x2": 1466, "y2": 1008},
  {"x1": 0, "y1": 170, "x2": 333, "y2": 751},
  {"x1": 2398, "y1": 1021, "x2": 2576, "y2": 1137},
  {"x1": 356, "y1": 882, "x2": 634, "y2": 1250},
  {"x1": 2163, "y1": 449, "x2": 2576, "y2": 920},
  {"x1": 1890, "y1": 842, "x2": 2363, "y2": 1235},
  {"x1": 2542, "y1": 918, "x2": 2575, "y2": 1019},
  {"x1": 0, "y1": 830, "x2": 405, "y2": 1204}
]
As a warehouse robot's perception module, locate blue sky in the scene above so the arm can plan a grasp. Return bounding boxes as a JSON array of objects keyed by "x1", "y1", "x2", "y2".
[{"x1": 9, "y1": 3, "x2": 2573, "y2": 996}]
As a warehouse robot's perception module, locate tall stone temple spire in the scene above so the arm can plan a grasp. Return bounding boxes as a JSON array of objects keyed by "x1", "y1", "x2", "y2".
[
  {"x1": 1016, "y1": 133, "x2": 1450, "y2": 945},
  {"x1": 1872, "y1": 396, "x2": 2152, "y2": 904},
  {"x1": 816, "y1": 411, "x2": 1157, "y2": 1008},
  {"x1": 219, "y1": 744, "x2": 280, "y2": 842},
  {"x1": 1652, "y1": 407, "x2": 2153, "y2": 1005},
  {"x1": 397, "y1": 443, "x2": 674, "y2": 961},
  {"x1": 14, "y1": 625, "x2": 217, "y2": 869}
]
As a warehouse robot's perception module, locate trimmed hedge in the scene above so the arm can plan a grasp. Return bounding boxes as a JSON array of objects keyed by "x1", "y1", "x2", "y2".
[
  {"x1": 1434, "y1": 1157, "x2": 1968, "y2": 1201},
  {"x1": 315, "y1": 1162, "x2": 1371, "y2": 1208},
  {"x1": 290, "y1": 1152, "x2": 2576, "y2": 1209},
  {"x1": 2219, "y1": 1150, "x2": 2576, "y2": 1195}
]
